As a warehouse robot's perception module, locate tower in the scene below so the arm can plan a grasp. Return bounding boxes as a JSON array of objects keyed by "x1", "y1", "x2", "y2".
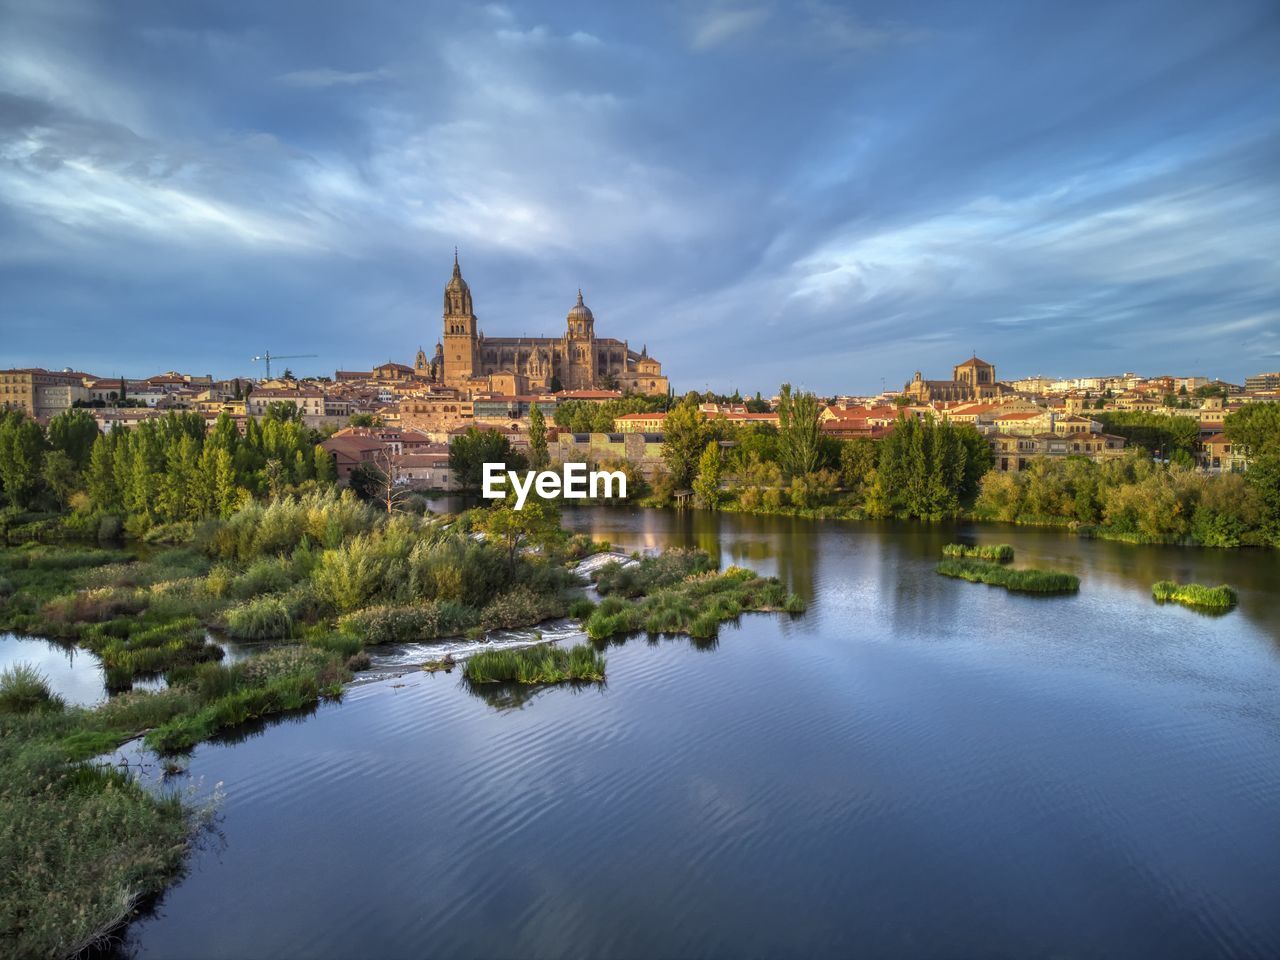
[
  {"x1": 442, "y1": 251, "x2": 477, "y2": 387},
  {"x1": 564, "y1": 289, "x2": 596, "y2": 389}
]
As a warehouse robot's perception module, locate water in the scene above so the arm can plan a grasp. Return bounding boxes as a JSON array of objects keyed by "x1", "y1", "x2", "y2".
[{"x1": 107, "y1": 510, "x2": 1280, "y2": 958}]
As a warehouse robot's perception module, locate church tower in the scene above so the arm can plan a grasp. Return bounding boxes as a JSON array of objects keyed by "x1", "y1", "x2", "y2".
[{"x1": 442, "y1": 251, "x2": 477, "y2": 387}]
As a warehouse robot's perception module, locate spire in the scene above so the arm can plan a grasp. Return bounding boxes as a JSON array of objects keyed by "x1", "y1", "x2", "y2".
[
  {"x1": 576, "y1": 288, "x2": 584, "y2": 306},
  {"x1": 452, "y1": 247, "x2": 461, "y2": 278}
]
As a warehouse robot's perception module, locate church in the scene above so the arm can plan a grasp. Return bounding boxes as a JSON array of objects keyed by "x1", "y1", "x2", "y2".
[
  {"x1": 902, "y1": 356, "x2": 1012, "y2": 403},
  {"x1": 414, "y1": 255, "x2": 669, "y2": 397}
]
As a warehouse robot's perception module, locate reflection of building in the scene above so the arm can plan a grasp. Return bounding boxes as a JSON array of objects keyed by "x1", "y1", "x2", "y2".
[
  {"x1": 903, "y1": 356, "x2": 1011, "y2": 403},
  {"x1": 431, "y1": 255, "x2": 668, "y2": 396}
]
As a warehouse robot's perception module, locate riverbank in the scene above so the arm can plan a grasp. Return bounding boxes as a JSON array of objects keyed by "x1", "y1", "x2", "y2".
[{"x1": 0, "y1": 495, "x2": 810, "y2": 957}]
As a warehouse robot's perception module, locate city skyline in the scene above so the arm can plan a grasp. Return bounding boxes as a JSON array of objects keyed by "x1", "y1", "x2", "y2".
[{"x1": 2, "y1": 0, "x2": 1278, "y2": 390}]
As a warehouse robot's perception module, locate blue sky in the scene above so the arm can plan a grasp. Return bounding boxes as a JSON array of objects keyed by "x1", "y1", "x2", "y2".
[{"x1": 1, "y1": 0, "x2": 1277, "y2": 393}]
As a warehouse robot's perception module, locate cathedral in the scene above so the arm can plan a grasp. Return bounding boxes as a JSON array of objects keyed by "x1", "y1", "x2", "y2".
[
  {"x1": 902, "y1": 356, "x2": 1012, "y2": 403},
  {"x1": 414, "y1": 255, "x2": 669, "y2": 397}
]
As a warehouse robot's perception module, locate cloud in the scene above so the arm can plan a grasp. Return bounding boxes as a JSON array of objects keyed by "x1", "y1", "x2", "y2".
[
  {"x1": 276, "y1": 67, "x2": 390, "y2": 88},
  {"x1": 691, "y1": 7, "x2": 771, "y2": 49}
]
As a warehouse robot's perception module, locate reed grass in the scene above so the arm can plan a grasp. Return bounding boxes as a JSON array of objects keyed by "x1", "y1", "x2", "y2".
[
  {"x1": 942, "y1": 543, "x2": 1014, "y2": 562},
  {"x1": 1151, "y1": 580, "x2": 1237, "y2": 611},
  {"x1": 936, "y1": 558, "x2": 1079, "y2": 594},
  {"x1": 0, "y1": 663, "x2": 64, "y2": 713},
  {"x1": 463, "y1": 643, "x2": 605, "y2": 684}
]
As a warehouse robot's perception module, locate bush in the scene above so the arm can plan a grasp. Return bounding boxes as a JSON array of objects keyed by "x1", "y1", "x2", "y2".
[
  {"x1": 1151, "y1": 580, "x2": 1237, "y2": 611},
  {"x1": 96, "y1": 514, "x2": 124, "y2": 542},
  {"x1": 339, "y1": 601, "x2": 474, "y2": 645},
  {"x1": 936, "y1": 558, "x2": 1079, "y2": 594},
  {"x1": 942, "y1": 543, "x2": 1014, "y2": 562},
  {"x1": 0, "y1": 663, "x2": 64, "y2": 713},
  {"x1": 463, "y1": 643, "x2": 605, "y2": 684},
  {"x1": 567, "y1": 597, "x2": 596, "y2": 620},
  {"x1": 593, "y1": 548, "x2": 716, "y2": 598},
  {"x1": 478, "y1": 586, "x2": 567, "y2": 631},
  {"x1": 224, "y1": 596, "x2": 293, "y2": 639}
]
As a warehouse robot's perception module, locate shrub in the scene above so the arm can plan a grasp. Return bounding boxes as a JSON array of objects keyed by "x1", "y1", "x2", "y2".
[
  {"x1": 1151, "y1": 580, "x2": 1237, "y2": 611},
  {"x1": 0, "y1": 663, "x2": 64, "y2": 713},
  {"x1": 339, "y1": 601, "x2": 474, "y2": 645},
  {"x1": 224, "y1": 596, "x2": 293, "y2": 639},
  {"x1": 593, "y1": 548, "x2": 716, "y2": 598},
  {"x1": 478, "y1": 586, "x2": 567, "y2": 631},
  {"x1": 936, "y1": 558, "x2": 1079, "y2": 594},
  {"x1": 567, "y1": 597, "x2": 596, "y2": 620},
  {"x1": 463, "y1": 643, "x2": 605, "y2": 684},
  {"x1": 0, "y1": 575, "x2": 13, "y2": 597},
  {"x1": 942, "y1": 543, "x2": 1014, "y2": 562}
]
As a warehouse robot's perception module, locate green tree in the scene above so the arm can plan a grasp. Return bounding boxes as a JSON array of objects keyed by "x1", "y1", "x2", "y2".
[
  {"x1": 46, "y1": 409, "x2": 99, "y2": 471},
  {"x1": 477, "y1": 500, "x2": 565, "y2": 567},
  {"x1": 776, "y1": 383, "x2": 824, "y2": 479},
  {"x1": 528, "y1": 403, "x2": 549, "y2": 471},
  {"x1": 449, "y1": 428, "x2": 527, "y2": 490},
  {"x1": 660, "y1": 401, "x2": 708, "y2": 489},
  {"x1": 0, "y1": 414, "x2": 47, "y2": 509},
  {"x1": 693, "y1": 441, "x2": 722, "y2": 509}
]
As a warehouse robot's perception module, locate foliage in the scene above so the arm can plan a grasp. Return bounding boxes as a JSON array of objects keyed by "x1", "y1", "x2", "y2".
[
  {"x1": 936, "y1": 558, "x2": 1079, "y2": 593},
  {"x1": 1094, "y1": 411, "x2": 1199, "y2": 458},
  {"x1": 874, "y1": 415, "x2": 990, "y2": 520},
  {"x1": 585, "y1": 566, "x2": 803, "y2": 640},
  {"x1": 0, "y1": 663, "x2": 64, "y2": 714},
  {"x1": 776, "y1": 383, "x2": 826, "y2": 479},
  {"x1": 593, "y1": 549, "x2": 716, "y2": 598},
  {"x1": 692, "y1": 441, "x2": 723, "y2": 509},
  {"x1": 660, "y1": 400, "x2": 709, "y2": 489},
  {"x1": 552, "y1": 394, "x2": 669, "y2": 433},
  {"x1": 1151, "y1": 580, "x2": 1237, "y2": 611},
  {"x1": 449, "y1": 428, "x2": 527, "y2": 490},
  {"x1": 476, "y1": 500, "x2": 566, "y2": 566},
  {"x1": 527, "y1": 403, "x2": 549, "y2": 471},
  {"x1": 463, "y1": 643, "x2": 605, "y2": 684},
  {"x1": 942, "y1": 543, "x2": 1014, "y2": 562}
]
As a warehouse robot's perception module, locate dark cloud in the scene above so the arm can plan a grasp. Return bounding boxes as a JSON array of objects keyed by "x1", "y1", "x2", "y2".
[{"x1": 1, "y1": 0, "x2": 1277, "y2": 390}]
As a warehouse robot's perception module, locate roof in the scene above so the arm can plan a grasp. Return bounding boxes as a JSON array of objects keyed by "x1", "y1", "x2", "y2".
[
  {"x1": 614, "y1": 412, "x2": 667, "y2": 421},
  {"x1": 955, "y1": 357, "x2": 994, "y2": 368},
  {"x1": 556, "y1": 390, "x2": 624, "y2": 400}
]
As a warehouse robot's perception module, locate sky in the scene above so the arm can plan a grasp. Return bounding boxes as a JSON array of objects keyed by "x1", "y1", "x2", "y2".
[{"x1": 1, "y1": 0, "x2": 1278, "y2": 394}]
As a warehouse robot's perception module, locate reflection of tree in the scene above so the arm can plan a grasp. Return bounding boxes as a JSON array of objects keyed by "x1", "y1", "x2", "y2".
[{"x1": 464, "y1": 678, "x2": 607, "y2": 711}]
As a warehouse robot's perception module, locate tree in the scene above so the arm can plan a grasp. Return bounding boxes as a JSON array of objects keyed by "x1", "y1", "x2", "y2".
[
  {"x1": 314, "y1": 444, "x2": 336, "y2": 485},
  {"x1": 0, "y1": 414, "x2": 47, "y2": 509},
  {"x1": 838, "y1": 438, "x2": 878, "y2": 500},
  {"x1": 660, "y1": 401, "x2": 707, "y2": 489},
  {"x1": 41, "y1": 451, "x2": 78, "y2": 509},
  {"x1": 449, "y1": 428, "x2": 526, "y2": 490},
  {"x1": 477, "y1": 500, "x2": 565, "y2": 567},
  {"x1": 528, "y1": 403, "x2": 549, "y2": 471},
  {"x1": 46, "y1": 410, "x2": 99, "y2": 471},
  {"x1": 776, "y1": 384, "x2": 824, "y2": 479},
  {"x1": 693, "y1": 441, "x2": 722, "y2": 509},
  {"x1": 549, "y1": 374, "x2": 563, "y2": 393}
]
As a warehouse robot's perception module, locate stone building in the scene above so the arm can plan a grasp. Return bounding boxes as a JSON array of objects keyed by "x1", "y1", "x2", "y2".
[
  {"x1": 429, "y1": 255, "x2": 668, "y2": 396},
  {"x1": 903, "y1": 356, "x2": 1011, "y2": 403}
]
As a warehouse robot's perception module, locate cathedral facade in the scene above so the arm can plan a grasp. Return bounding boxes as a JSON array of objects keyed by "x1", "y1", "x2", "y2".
[
  {"x1": 417, "y1": 256, "x2": 668, "y2": 397},
  {"x1": 903, "y1": 356, "x2": 1011, "y2": 403}
]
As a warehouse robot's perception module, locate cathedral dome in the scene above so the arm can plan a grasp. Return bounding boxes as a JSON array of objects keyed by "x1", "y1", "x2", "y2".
[{"x1": 567, "y1": 289, "x2": 594, "y2": 324}]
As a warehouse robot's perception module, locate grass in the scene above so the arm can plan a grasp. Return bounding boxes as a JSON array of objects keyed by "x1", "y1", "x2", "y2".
[
  {"x1": 936, "y1": 558, "x2": 1079, "y2": 594},
  {"x1": 0, "y1": 663, "x2": 64, "y2": 714},
  {"x1": 585, "y1": 566, "x2": 806, "y2": 640},
  {"x1": 463, "y1": 643, "x2": 605, "y2": 684},
  {"x1": 592, "y1": 548, "x2": 717, "y2": 598},
  {"x1": 1152, "y1": 580, "x2": 1237, "y2": 612},
  {"x1": 942, "y1": 543, "x2": 1014, "y2": 562}
]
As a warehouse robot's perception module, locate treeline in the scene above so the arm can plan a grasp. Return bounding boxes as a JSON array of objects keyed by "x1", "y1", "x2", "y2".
[
  {"x1": 553, "y1": 394, "x2": 671, "y2": 433},
  {"x1": 1093, "y1": 411, "x2": 1200, "y2": 462},
  {"x1": 652, "y1": 387, "x2": 993, "y2": 519},
  {"x1": 0, "y1": 407, "x2": 334, "y2": 539}
]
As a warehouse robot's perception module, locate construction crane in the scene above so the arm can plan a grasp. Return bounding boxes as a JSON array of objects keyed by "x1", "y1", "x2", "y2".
[{"x1": 251, "y1": 351, "x2": 318, "y2": 380}]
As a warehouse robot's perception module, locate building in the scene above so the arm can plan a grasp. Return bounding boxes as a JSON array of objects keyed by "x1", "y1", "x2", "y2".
[
  {"x1": 990, "y1": 432, "x2": 1127, "y2": 473},
  {"x1": 1199, "y1": 434, "x2": 1248, "y2": 473},
  {"x1": 902, "y1": 356, "x2": 1012, "y2": 403},
  {"x1": 1245, "y1": 372, "x2": 1280, "y2": 394},
  {"x1": 431, "y1": 254, "x2": 668, "y2": 396},
  {"x1": 0, "y1": 368, "x2": 91, "y2": 419}
]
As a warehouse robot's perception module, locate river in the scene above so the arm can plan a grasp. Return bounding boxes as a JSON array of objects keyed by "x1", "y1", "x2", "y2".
[{"x1": 98, "y1": 509, "x2": 1279, "y2": 958}]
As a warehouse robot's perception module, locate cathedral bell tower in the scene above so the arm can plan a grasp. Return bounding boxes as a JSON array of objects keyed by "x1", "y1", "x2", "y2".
[{"x1": 442, "y1": 250, "x2": 477, "y2": 387}]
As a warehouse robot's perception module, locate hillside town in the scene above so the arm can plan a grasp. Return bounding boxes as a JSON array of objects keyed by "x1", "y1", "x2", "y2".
[{"x1": 2, "y1": 351, "x2": 1275, "y2": 491}]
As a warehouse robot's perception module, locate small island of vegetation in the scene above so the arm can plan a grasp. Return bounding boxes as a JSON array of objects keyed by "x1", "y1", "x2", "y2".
[
  {"x1": 936, "y1": 557, "x2": 1079, "y2": 594},
  {"x1": 463, "y1": 643, "x2": 605, "y2": 684},
  {"x1": 942, "y1": 543, "x2": 1015, "y2": 562},
  {"x1": 1151, "y1": 580, "x2": 1238, "y2": 612}
]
